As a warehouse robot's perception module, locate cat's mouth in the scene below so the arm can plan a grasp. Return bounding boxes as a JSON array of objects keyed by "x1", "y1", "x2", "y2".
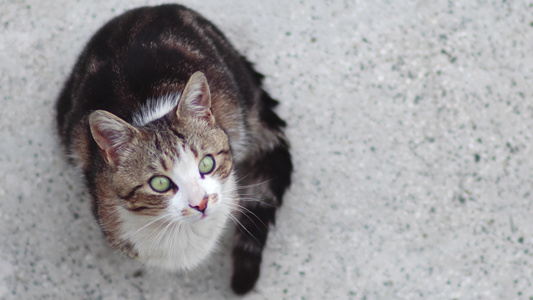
[
  {"x1": 182, "y1": 209, "x2": 210, "y2": 223},
  {"x1": 196, "y1": 210, "x2": 211, "y2": 220},
  {"x1": 185, "y1": 213, "x2": 208, "y2": 224}
]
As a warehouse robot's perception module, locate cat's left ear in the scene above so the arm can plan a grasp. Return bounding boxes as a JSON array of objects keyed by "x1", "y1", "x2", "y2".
[
  {"x1": 177, "y1": 71, "x2": 215, "y2": 123},
  {"x1": 89, "y1": 110, "x2": 140, "y2": 168}
]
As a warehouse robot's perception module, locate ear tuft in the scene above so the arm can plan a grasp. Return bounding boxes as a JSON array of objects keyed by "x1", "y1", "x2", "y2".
[
  {"x1": 177, "y1": 71, "x2": 214, "y2": 121},
  {"x1": 89, "y1": 110, "x2": 139, "y2": 167}
]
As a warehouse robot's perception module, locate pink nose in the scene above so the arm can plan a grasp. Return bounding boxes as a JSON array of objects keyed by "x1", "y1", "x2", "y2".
[{"x1": 190, "y1": 196, "x2": 209, "y2": 213}]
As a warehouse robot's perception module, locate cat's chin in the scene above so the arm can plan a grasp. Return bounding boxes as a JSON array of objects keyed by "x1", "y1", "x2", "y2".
[
  {"x1": 116, "y1": 204, "x2": 230, "y2": 270},
  {"x1": 142, "y1": 216, "x2": 229, "y2": 270},
  {"x1": 188, "y1": 213, "x2": 208, "y2": 223}
]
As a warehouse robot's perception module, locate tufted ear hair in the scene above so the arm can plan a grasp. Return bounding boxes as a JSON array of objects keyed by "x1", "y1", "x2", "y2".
[
  {"x1": 89, "y1": 110, "x2": 140, "y2": 168},
  {"x1": 177, "y1": 71, "x2": 214, "y2": 123}
]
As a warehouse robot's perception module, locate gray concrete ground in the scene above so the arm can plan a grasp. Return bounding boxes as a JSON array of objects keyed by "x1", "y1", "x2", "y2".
[{"x1": 1, "y1": 0, "x2": 533, "y2": 299}]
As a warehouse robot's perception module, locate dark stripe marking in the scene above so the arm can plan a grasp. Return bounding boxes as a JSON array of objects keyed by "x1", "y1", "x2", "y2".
[
  {"x1": 190, "y1": 146, "x2": 198, "y2": 158},
  {"x1": 154, "y1": 135, "x2": 162, "y2": 151},
  {"x1": 160, "y1": 157, "x2": 168, "y2": 171},
  {"x1": 119, "y1": 184, "x2": 143, "y2": 200},
  {"x1": 217, "y1": 149, "x2": 231, "y2": 156},
  {"x1": 164, "y1": 116, "x2": 186, "y2": 140},
  {"x1": 129, "y1": 206, "x2": 151, "y2": 212}
]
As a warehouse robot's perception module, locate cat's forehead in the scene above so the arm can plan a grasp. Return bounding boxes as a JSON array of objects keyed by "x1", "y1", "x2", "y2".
[{"x1": 140, "y1": 122, "x2": 220, "y2": 160}]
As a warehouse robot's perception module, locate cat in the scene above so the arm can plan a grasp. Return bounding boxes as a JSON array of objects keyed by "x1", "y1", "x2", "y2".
[{"x1": 55, "y1": 4, "x2": 292, "y2": 295}]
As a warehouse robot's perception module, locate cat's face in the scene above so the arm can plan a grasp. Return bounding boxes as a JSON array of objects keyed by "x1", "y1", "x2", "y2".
[{"x1": 112, "y1": 117, "x2": 233, "y2": 220}]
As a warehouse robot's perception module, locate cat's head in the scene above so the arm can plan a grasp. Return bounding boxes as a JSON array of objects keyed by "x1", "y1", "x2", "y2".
[{"x1": 88, "y1": 72, "x2": 235, "y2": 227}]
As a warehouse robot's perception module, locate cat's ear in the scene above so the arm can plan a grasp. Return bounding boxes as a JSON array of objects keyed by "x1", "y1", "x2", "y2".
[
  {"x1": 177, "y1": 71, "x2": 214, "y2": 123},
  {"x1": 89, "y1": 110, "x2": 139, "y2": 168}
]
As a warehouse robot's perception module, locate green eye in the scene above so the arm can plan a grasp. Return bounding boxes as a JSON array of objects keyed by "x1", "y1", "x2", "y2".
[
  {"x1": 199, "y1": 155, "x2": 215, "y2": 175},
  {"x1": 149, "y1": 176, "x2": 173, "y2": 193}
]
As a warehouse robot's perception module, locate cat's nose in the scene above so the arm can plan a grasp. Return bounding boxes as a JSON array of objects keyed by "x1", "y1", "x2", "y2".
[{"x1": 190, "y1": 195, "x2": 209, "y2": 213}]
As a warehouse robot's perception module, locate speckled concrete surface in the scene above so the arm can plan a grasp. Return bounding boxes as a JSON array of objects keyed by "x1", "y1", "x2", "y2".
[{"x1": 1, "y1": 0, "x2": 533, "y2": 299}]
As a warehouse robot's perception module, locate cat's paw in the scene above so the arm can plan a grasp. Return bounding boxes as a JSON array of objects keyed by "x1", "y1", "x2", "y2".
[{"x1": 231, "y1": 255, "x2": 261, "y2": 295}]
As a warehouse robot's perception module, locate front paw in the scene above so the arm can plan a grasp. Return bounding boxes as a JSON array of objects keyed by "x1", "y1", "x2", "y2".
[{"x1": 231, "y1": 249, "x2": 261, "y2": 295}]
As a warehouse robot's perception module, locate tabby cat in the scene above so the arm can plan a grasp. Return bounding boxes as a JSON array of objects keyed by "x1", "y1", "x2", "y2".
[{"x1": 55, "y1": 4, "x2": 292, "y2": 294}]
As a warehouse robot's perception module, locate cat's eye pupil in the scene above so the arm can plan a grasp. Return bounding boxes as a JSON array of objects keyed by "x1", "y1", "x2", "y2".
[
  {"x1": 199, "y1": 155, "x2": 215, "y2": 175},
  {"x1": 149, "y1": 176, "x2": 172, "y2": 192}
]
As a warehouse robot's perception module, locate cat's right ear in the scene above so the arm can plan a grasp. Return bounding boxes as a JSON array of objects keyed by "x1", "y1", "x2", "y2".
[
  {"x1": 89, "y1": 110, "x2": 139, "y2": 168},
  {"x1": 177, "y1": 71, "x2": 214, "y2": 123}
]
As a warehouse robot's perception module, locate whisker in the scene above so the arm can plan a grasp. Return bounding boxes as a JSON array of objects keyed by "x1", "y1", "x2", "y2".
[
  {"x1": 122, "y1": 212, "x2": 173, "y2": 240},
  {"x1": 136, "y1": 217, "x2": 174, "y2": 249},
  {"x1": 235, "y1": 192, "x2": 263, "y2": 199},
  {"x1": 232, "y1": 145, "x2": 250, "y2": 160},
  {"x1": 233, "y1": 203, "x2": 269, "y2": 229},
  {"x1": 157, "y1": 219, "x2": 176, "y2": 245},
  {"x1": 233, "y1": 172, "x2": 253, "y2": 185},
  {"x1": 147, "y1": 218, "x2": 177, "y2": 256},
  {"x1": 236, "y1": 197, "x2": 278, "y2": 207},
  {"x1": 166, "y1": 220, "x2": 181, "y2": 260},
  {"x1": 226, "y1": 213, "x2": 263, "y2": 247},
  {"x1": 220, "y1": 202, "x2": 268, "y2": 233},
  {"x1": 233, "y1": 171, "x2": 273, "y2": 188},
  {"x1": 235, "y1": 179, "x2": 273, "y2": 190},
  {"x1": 235, "y1": 197, "x2": 262, "y2": 202}
]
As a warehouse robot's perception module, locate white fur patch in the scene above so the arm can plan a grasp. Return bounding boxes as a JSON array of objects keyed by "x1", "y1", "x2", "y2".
[
  {"x1": 132, "y1": 93, "x2": 181, "y2": 126},
  {"x1": 117, "y1": 147, "x2": 238, "y2": 270}
]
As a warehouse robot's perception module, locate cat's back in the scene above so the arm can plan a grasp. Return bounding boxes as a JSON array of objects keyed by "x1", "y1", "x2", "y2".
[{"x1": 56, "y1": 4, "x2": 259, "y2": 144}]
